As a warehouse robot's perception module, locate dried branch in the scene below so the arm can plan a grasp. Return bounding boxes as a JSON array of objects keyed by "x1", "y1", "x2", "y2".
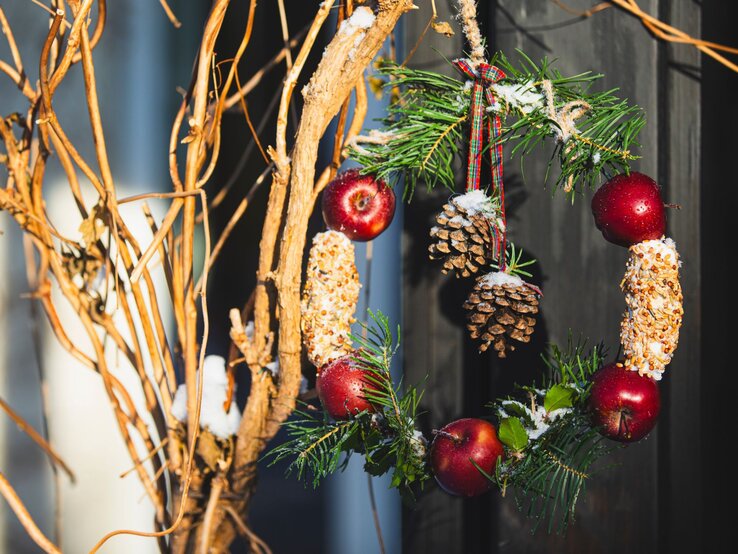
[
  {"x1": 158, "y1": 0, "x2": 182, "y2": 28},
  {"x1": 0, "y1": 472, "x2": 61, "y2": 554},
  {"x1": 0, "y1": 396, "x2": 75, "y2": 482}
]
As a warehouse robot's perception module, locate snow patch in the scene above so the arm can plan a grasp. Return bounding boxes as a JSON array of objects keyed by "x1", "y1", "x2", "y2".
[
  {"x1": 490, "y1": 81, "x2": 544, "y2": 115},
  {"x1": 170, "y1": 355, "x2": 242, "y2": 439},
  {"x1": 479, "y1": 271, "x2": 524, "y2": 288},
  {"x1": 338, "y1": 6, "x2": 375, "y2": 36},
  {"x1": 265, "y1": 359, "x2": 280, "y2": 377},
  {"x1": 448, "y1": 215, "x2": 473, "y2": 227},
  {"x1": 452, "y1": 190, "x2": 497, "y2": 216}
]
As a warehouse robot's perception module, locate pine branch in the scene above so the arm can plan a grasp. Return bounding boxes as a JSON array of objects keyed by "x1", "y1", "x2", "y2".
[
  {"x1": 349, "y1": 54, "x2": 644, "y2": 199},
  {"x1": 504, "y1": 415, "x2": 609, "y2": 533},
  {"x1": 487, "y1": 336, "x2": 611, "y2": 533},
  {"x1": 265, "y1": 311, "x2": 429, "y2": 497},
  {"x1": 349, "y1": 62, "x2": 469, "y2": 198},
  {"x1": 493, "y1": 51, "x2": 645, "y2": 195}
]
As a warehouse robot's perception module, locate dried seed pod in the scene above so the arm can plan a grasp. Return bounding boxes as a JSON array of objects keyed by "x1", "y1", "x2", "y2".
[
  {"x1": 463, "y1": 271, "x2": 540, "y2": 357},
  {"x1": 620, "y1": 238, "x2": 683, "y2": 380},
  {"x1": 429, "y1": 190, "x2": 502, "y2": 278},
  {"x1": 301, "y1": 231, "x2": 361, "y2": 368}
]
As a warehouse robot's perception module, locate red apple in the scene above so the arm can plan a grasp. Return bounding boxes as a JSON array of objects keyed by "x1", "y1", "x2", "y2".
[
  {"x1": 321, "y1": 169, "x2": 396, "y2": 241},
  {"x1": 430, "y1": 418, "x2": 504, "y2": 497},
  {"x1": 591, "y1": 172, "x2": 666, "y2": 247},
  {"x1": 316, "y1": 354, "x2": 378, "y2": 420},
  {"x1": 588, "y1": 362, "x2": 661, "y2": 442}
]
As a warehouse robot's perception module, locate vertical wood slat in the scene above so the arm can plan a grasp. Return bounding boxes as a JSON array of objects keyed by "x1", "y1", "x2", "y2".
[
  {"x1": 700, "y1": 1, "x2": 738, "y2": 551},
  {"x1": 658, "y1": 2, "x2": 702, "y2": 553},
  {"x1": 401, "y1": 2, "x2": 468, "y2": 552}
]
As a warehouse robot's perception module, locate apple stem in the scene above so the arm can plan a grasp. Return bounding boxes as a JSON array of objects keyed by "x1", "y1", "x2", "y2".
[
  {"x1": 431, "y1": 429, "x2": 462, "y2": 445},
  {"x1": 664, "y1": 202, "x2": 682, "y2": 210}
]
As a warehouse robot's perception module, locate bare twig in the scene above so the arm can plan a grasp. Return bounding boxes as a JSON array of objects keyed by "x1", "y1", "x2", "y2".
[
  {"x1": 195, "y1": 162, "x2": 273, "y2": 293},
  {"x1": 0, "y1": 472, "x2": 61, "y2": 554},
  {"x1": 0, "y1": 396, "x2": 76, "y2": 482},
  {"x1": 198, "y1": 470, "x2": 226, "y2": 554},
  {"x1": 223, "y1": 25, "x2": 309, "y2": 111},
  {"x1": 158, "y1": 0, "x2": 182, "y2": 28},
  {"x1": 224, "y1": 505, "x2": 272, "y2": 554}
]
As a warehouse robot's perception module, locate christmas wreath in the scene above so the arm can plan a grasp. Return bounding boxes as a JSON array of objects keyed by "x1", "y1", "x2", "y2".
[{"x1": 269, "y1": 0, "x2": 683, "y2": 533}]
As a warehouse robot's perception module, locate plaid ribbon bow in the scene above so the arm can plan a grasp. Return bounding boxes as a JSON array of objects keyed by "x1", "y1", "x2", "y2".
[{"x1": 454, "y1": 58, "x2": 508, "y2": 267}]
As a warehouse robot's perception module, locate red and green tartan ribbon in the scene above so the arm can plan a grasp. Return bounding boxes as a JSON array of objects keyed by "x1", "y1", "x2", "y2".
[{"x1": 454, "y1": 58, "x2": 508, "y2": 269}]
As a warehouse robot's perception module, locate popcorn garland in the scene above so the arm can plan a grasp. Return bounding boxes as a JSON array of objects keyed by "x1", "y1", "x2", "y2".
[
  {"x1": 620, "y1": 238, "x2": 684, "y2": 380},
  {"x1": 301, "y1": 230, "x2": 361, "y2": 368}
]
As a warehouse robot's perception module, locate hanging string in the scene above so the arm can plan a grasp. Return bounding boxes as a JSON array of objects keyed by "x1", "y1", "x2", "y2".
[
  {"x1": 453, "y1": 59, "x2": 508, "y2": 269},
  {"x1": 455, "y1": 1, "x2": 509, "y2": 270}
]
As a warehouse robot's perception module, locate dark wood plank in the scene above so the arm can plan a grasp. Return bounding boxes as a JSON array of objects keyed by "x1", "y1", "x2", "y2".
[
  {"x1": 701, "y1": 2, "x2": 738, "y2": 551},
  {"x1": 658, "y1": 2, "x2": 703, "y2": 553},
  {"x1": 402, "y1": 2, "x2": 472, "y2": 552}
]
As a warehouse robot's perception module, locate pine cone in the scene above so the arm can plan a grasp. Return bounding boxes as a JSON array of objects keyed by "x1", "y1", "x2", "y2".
[
  {"x1": 301, "y1": 231, "x2": 361, "y2": 368},
  {"x1": 463, "y1": 271, "x2": 540, "y2": 357},
  {"x1": 620, "y1": 238, "x2": 683, "y2": 380},
  {"x1": 429, "y1": 191, "x2": 501, "y2": 278}
]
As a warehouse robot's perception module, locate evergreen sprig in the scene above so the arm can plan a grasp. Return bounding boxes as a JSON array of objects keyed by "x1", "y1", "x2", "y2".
[
  {"x1": 352, "y1": 63, "x2": 468, "y2": 198},
  {"x1": 265, "y1": 311, "x2": 429, "y2": 498},
  {"x1": 491, "y1": 243, "x2": 536, "y2": 278},
  {"x1": 493, "y1": 51, "x2": 645, "y2": 196},
  {"x1": 487, "y1": 335, "x2": 610, "y2": 533},
  {"x1": 350, "y1": 54, "x2": 645, "y2": 199}
]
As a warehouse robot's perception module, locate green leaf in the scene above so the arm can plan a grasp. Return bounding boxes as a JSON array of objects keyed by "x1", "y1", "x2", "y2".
[
  {"x1": 543, "y1": 384, "x2": 575, "y2": 413},
  {"x1": 499, "y1": 417, "x2": 529, "y2": 452}
]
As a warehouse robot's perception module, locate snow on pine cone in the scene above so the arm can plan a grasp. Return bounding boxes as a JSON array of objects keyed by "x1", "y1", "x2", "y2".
[
  {"x1": 301, "y1": 231, "x2": 361, "y2": 368},
  {"x1": 464, "y1": 271, "x2": 540, "y2": 357},
  {"x1": 429, "y1": 190, "x2": 503, "y2": 278},
  {"x1": 620, "y1": 238, "x2": 683, "y2": 380}
]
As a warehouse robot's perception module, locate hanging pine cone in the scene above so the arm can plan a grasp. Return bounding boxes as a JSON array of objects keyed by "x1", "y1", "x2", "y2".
[
  {"x1": 463, "y1": 271, "x2": 540, "y2": 357},
  {"x1": 301, "y1": 230, "x2": 361, "y2": 369},
  {"x1": 429, "y1": 190, "x2": 502, "y2": 278},
  {"x1": 620, "y1": 238, "x2": 683, "y2": 380}
]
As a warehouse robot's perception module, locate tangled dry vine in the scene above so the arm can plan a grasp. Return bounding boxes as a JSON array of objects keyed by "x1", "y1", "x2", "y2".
[{"x1": 1, "y1": 0, "x2": 413, "y2": 552}]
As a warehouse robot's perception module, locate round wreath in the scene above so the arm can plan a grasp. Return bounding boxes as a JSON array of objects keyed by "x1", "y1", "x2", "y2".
[{"x1": 268, "y1": 1, "x2": 683, "y2": 533}]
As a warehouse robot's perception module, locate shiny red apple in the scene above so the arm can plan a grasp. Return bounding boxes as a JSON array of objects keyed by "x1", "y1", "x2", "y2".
[
  {"x1": 316, "y1": 354, "x2": 378, "y2": 420},
  {"x1": 591, "y1": 172, "x2": 666, "y2": 247},
  {"x1": 430, "y1": 418, "x2": 504, "y2": 497},
  {"x1": 588, "y1": 362, "x2": 661, "y2": 442},
  {"x1": 322, "y1": 169, "x2": 396, "y2": 241}
]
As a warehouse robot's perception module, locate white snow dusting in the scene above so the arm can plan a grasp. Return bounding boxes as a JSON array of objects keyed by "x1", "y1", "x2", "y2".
[
  {"x1": 479, "y1": 271, "x2": 524, "y2": 288},
  {"x1": 338, "y1": 6, "x2": 375, "y2": 35},
  {"x1": 452, "y1": 190, "x2": 497, "y2": 216},
  {"x1": 499, "y1": 399, "x2": 572, "y2": 442},
  {"x1": 170, "y1": 355, "x2": 242, "y2": 439},
  {"x1": 490, "y1": 81, "x2": 544, "y2": 115},
  {"x1": 265, "y1": 359, "x2": 280, "y2": 377}
]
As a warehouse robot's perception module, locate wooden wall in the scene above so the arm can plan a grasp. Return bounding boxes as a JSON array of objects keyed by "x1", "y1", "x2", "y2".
[{"x1": 402, "y1": 1, "x2": 723, "y2": 552}]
